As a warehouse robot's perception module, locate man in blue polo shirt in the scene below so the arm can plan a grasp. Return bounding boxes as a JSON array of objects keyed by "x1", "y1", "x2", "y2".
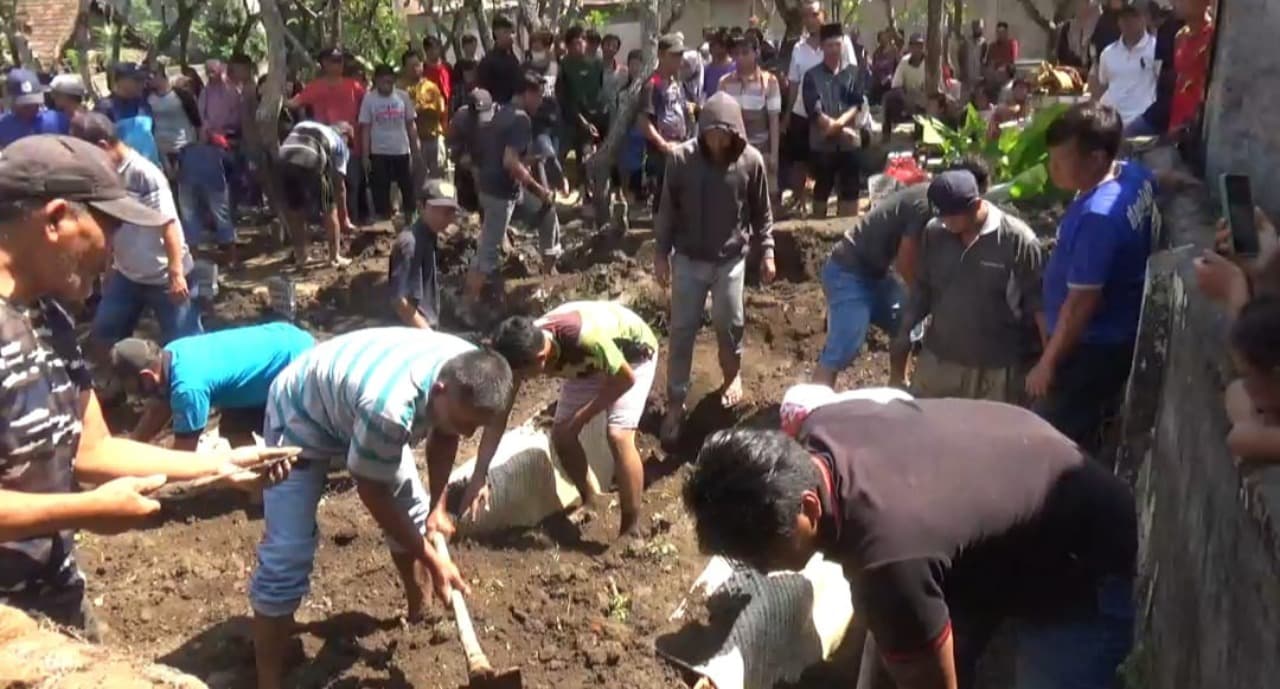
[
  {"x1": 1027, "y1": 102, "x2": 1158, "y2": 452},
  {"x1": 94, "y1": 63, "x2": 162, "y2": 165},
  {"x1": 108, "y1": 322, "x2": 316, "y2": 451},
  {"x1": 249, "y1": 328, "x2": 514, "y2": 689},
  {"x1": 0, "y1": 69, "x2": 61, "y2": 147}
]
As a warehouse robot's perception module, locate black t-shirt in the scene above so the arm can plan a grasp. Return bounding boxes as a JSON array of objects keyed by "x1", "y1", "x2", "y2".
[
  {"x1": 799, "y1": 398, "x2": 1137, "y2": 658},
  {"x1": 829, "y1": 184, "x2": 932, "y2": 279},
  {"x1": 474, "y1": 104, "x2": 533, "y2": 199},
  {"x1": 478, "y1": 48, "x2": 523, "y2": 104},
  {"x1": 388, "y1": 221, "x2": 440, "y2": 327}
]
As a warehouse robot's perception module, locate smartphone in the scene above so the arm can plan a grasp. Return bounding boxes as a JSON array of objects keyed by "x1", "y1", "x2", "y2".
[{"x1": 1220, "y1": 173, "x2": 1260, "y2": 257}]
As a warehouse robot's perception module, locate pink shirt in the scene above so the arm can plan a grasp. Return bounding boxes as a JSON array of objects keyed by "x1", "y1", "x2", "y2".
[{"x1": 198, "y1": 79, "x2": 242, "y2": 134}]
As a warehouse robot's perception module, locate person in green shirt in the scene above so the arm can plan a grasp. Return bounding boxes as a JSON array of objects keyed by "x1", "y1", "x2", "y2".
[
  {"x1": 489, "y1": 301, "x2": 659, "y2": 537},
  {"x1": 557, "y1": 25, "x2": 607, "y2": 193}
]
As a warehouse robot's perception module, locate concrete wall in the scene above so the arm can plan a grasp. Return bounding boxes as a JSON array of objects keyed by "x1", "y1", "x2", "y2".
[
  {"x1": 1204, "y1": 0, "x2": 1280, "y2": 213},
  {"x1": 1119, "y1": 150, "x2": 1280, "y2": 689}
]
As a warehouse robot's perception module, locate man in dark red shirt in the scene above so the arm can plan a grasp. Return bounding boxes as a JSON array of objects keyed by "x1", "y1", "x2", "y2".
[
  {"x1": 288, "y1": 48, "x2": 370, "y2": 224},
  {"x1": 983, "y1": 21, "x2": 1020, "y2": 85},
  {"x1": 422, "y1": 36, "x2": 453, "y2": 106},
  {"x1": 684, "y1": 397, "x2": 1137, "y2": 689}
]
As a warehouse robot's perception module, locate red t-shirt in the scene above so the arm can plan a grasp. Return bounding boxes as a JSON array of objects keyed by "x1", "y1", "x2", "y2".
[
  {"x1": 423, "y1": 63, "x2": 452, "y2": 105},
  {"x1": 1168, "y1": 20, "x2": 1214, "y2": 133},
  {"x1": 295, "y1": 77, "x2": 366, "y2": 129}
]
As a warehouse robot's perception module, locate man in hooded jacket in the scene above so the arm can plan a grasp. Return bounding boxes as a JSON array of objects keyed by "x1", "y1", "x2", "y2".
[{"x1": 654, "y1": 92, "x2": 775, "y2": 444}]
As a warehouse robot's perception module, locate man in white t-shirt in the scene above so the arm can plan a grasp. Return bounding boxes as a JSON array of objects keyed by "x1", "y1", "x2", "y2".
[
  {"x1": 1096, "y1": 3, "x2": 1158, "y2": 136},
  {"x1": 69, "y1": 112, "x2": 201, "y2": 348},
  {"x1": 359, "y1": 64, "x2": 422, "y2": 220},
  {"x1": 883, "y1": 33, "x2": 928, "y2": 143},
  {"x1": 783, "y1": 0, "x2": 858, "y2": 214}
]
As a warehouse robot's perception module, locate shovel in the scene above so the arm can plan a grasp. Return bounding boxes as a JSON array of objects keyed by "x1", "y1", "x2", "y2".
[{"x1": 430, "y1": 532, "x2": 524, "y2": 689}]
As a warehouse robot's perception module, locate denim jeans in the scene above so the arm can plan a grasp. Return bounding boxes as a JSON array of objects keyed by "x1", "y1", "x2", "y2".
[
  {"x1": 249, "y1": 452, "x2": 431, "y2": 617},
  {"x1": 666, "y1": 253, "x2": 746, "y2": 405},
  {"x1": 474, "y1": 190, "x2": 562, "y2": 275},
  {"x1": 1122, "y1": 115, "x2": 1160, "y2": 138},
  {"x1": 178, "y1": 150, "x2": 234, "y2": 249},
  {"x1": 818, "y1": 258, "x2": 903, "y2": 371},
  {"x1": 92, "y1": 271, "x2": 203, "y2": 345}
]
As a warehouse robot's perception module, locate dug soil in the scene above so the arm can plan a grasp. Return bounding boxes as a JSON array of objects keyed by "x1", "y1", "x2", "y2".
[{"x1": 78, "y1": 206, "x2": 893, "y2": 689}]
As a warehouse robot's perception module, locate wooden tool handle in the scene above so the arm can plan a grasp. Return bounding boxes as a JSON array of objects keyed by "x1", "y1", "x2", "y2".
[{"x1": 430, "y1": 532, "x2": 493, "y2": 676}]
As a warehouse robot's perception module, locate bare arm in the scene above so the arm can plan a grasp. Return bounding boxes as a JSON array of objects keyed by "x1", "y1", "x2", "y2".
[
  {"x1": 360, "y1": 123, "x2": 372, "y2": 161},
  {"x1": 332, "y1": 169, "x2": 351, "y2": 230},
  {"x1": 639, "y1": 116, "x2": 668, "y2": 150},
  {"x1": 160, "y1": 220, "x2": 186, "y2": 289},
  {"x1": 393, "y1": 297, "x2": 432, "y2": 329},
  {"x1": 503, "y1": 146, "x2": 548, "y2": 196},
  {"x1": 130, "y1": 398, "x2": 173, "y2": 443},
  {"x1": 894, "y1": 235, "x2": 921, "y2": 288},
  {"x1": 883, "y1": 634, "x2": 958, "y2": 689},
  {"x1": 768, "y1": 109, "x2": 780, "y2": 164},
  {"x1": 1037, "y1": 288, "x2": 1102, "y2": 372},
  {"x1": 561, "y1": 366, "x2": 635, "y2": 433},
  {"x1": 74, "y1": 390, "x2": 230, "y2": 485},
  {"x1": 0, "y1": 490, "x2": 126, "y2": 543},
  {"x1": 458, "y1": 379, "x2": 521, "y2": 516}
]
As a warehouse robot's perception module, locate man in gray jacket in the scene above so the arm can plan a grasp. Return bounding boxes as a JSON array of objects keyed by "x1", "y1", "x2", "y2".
[{"x1": 655, "y1": 92, "x2": 775, "y2": 443}]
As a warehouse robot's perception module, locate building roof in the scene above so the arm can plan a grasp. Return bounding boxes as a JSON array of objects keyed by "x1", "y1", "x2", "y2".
[{"x1": 17, "y1": 0, "x2": 83, "y2": 66}]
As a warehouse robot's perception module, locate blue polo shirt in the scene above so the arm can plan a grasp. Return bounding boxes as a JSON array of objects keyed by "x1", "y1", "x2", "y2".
[
  {"x1": 0, "y1": 109, "x2": 63, "y2": 148},
  {"x1": 166, "y1": 322, "x2": 316, "y2": 434},
  {"x1": 1042, "y1": 161, "x2": 1158, "y2": 346}
]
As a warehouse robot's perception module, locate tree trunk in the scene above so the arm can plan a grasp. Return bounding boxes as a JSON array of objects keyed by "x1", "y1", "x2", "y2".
[
  {"x1": 584, "y1": 0, "x2": 660, "y2": 230},
  {"x1": 469, "y1": 0, "x2": 493, "y2": 53},
  {"x1": 252, "y1": 0, "x2": 289, "y2": 218},
  {"x1": 882, "y1": 0, "x2": 897, "y2": 36},
  {"x1": 110, "y1": 1, "x2": 129, "y2": 69},
  {"x1": 1013, "y1": 0, "x2": 1073, "y2": 55},
  {"x1": 924, "y1": 0, "x2": 943, "y2": 94},
  {"x1": 771, "y1": 0, "x2": 804, "y2": 71},
  {"x1": 75, "y1": 0, "x2": 97, "y2": 99},
  {"x1": 143, "y1": 0, "x2": 198, "y2": 65},
  {"x1": 329, "y1": 0, "x2": 342, "y2": 46},
  {"x1": 660, "y1": 0, "x2": 687, "y2": 33}
]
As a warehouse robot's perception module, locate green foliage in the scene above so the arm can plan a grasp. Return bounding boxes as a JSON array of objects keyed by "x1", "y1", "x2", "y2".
[
  {"x1": 340, "y1": 0, "x2": 410, "y2": 68},
  {"x1": 915, "y1": 101, "x2": 1070, "y2": 200},
  {"x1": 583, "y1": 9, "x2": 613, "y2": 28},
  {"x1": 189, "y1": 0, "x2": 267, "y2": 62}
]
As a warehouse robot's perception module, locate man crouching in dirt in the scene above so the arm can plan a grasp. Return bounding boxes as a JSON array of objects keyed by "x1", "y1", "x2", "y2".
[
  {"x1": 655, "y1": 92, "x2": 775, "y2": 445},
  {"x1": 489, "y1": 301, "x2": 659, "y2": 537},
  {"x1": 250, "y1": 328, "x2": 513, "y2": 689},
  {"x1": 683, "y1": 399, "x2": 1138, "y2": 689},
  {"x1": 0, "y1": 136, "x2": 293, "y2": 640}
]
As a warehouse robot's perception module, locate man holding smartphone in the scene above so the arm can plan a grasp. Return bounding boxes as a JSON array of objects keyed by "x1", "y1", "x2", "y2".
[{"x1": 1027, "y1": 102, "x2": 1158, "y2": 452}]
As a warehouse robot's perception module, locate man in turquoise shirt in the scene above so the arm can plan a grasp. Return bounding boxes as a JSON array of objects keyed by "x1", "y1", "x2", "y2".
[{"x1": 109, "y1": 322, "x2": 316, "y2": 450}]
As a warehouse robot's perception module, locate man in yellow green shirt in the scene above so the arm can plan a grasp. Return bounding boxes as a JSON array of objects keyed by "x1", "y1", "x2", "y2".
[{"x1": 401, "y1": 50, "x2": 449, "y2": 178}]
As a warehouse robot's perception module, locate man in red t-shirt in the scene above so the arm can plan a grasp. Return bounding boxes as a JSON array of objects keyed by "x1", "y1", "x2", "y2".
[
  {"x1": 1168, "y1": 0, "x2": 1214, "y2": 133},
  {"x1": 289, "y1": 48, "x2": 371, "y2": 225},
  {"x1": 422, "y1": 37, "x2": 453, "y2": 107}
]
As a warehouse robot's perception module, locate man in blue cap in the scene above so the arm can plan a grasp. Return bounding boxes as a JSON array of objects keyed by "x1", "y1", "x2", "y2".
[{"x1": 0, "y1": 69, "x2": 61, "y2": 147}]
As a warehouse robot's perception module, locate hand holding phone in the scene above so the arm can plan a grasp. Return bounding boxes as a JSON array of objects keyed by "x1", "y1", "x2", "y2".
[{"x1": 1220, "y1": 174, "x2": 1260, "y2": 257}]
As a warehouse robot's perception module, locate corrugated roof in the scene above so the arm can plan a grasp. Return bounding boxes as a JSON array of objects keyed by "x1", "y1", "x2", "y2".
[{"x1": 17, "y1": 0, "x2": 83, "y2": 66}]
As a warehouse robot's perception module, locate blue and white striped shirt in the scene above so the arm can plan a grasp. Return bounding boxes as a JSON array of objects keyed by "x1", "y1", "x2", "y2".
[{"x1": 264, "y1": 328, "x2": 474, "y2": 483}]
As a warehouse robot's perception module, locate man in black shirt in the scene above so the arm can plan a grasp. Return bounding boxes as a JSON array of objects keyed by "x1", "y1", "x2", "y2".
[
  {"x1": 478, "y1": 15, "x2": 523, "y2": 104},
  {"x1": 389, "y1": 179, "x2": 460, "y2": 329},
  {"x1": 684, "y1": 398, "x2": 1137, "y2": 689}
]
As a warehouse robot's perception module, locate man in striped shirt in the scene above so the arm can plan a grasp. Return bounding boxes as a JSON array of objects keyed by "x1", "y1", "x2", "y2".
[{"x1": 250, "y1": 328, "x2": 513, "y2": 689}]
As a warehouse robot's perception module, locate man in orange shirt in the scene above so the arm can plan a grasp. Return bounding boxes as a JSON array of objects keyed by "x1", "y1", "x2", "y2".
[
  {"x1": 289, "y1": 48, "x2": 370, "y2": 224},
  {"x1": 1168, "y1": 0, "x2": 1213, "y2": 134}
]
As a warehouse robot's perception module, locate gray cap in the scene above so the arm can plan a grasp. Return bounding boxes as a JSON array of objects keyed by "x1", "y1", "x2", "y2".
[
  {"x1": 658, "y1": 34, "x2": 686, "y2": 54},
  {"x1": 108, "y1": 337, "x2": 161, "y2": 378},
  {"x1": 420, "y1": 178, "x2": 461, "y2": 210},
  {"x1": 0, "y1": 135, "x2": 170, "y2": 228},
  {"x1": 50, "y1": 74, "x2": 86, "y2": 98}
]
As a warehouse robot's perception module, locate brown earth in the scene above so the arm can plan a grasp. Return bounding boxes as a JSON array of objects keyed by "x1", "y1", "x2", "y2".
[{"x1": 77, "y1": 206, "x2": 894, "y2": 689}]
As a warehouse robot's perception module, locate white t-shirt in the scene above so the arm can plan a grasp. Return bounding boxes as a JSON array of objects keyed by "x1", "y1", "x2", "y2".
[
  {"x1": 113, "y1": 151, "x2": 192, "y2": 285},
  {"x1": 358, "y1": 89, "x2": 414, "y2": 156},
  {"x1": 1098, "y1": 32, "x2": 1158, "y2": 125},
  {"x1": 787, "y1": 34, "x2": 859, "y2": 117},
  {"x1": 891, "y1": 58, "x2": 927, "y2": 93}
]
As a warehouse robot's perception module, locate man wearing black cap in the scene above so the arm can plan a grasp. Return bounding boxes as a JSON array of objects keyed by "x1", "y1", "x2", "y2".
[
  {"x1": 895, "y1": 168, "x2": 1046, "y2": 403},
  {"x1": 802, "y1": 22, "x2": 865, "y2": 218},
  {"x1": 478, "y1": 15, "x2": 523, "y2": 103},
  {"x1": 0, "y1": 68, "x2": 60, "y2": 147},
  {"x1": 94, "y1": 62, "x2": 162, "y2": 166},
  {"x1": 637, "y1": 34, "x2": 693, "y2": 212},
  {"x1": 390, "y1": 179, "x2": 460, "y2": 329},
  {"x1": 0, "y1": 135, "x2": 293, "y2": 635}
]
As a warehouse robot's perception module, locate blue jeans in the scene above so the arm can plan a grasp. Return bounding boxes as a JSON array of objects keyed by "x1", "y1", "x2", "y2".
[
  {"x1": 818, "y1": 258, "x2": 904, "y2": 370},
  {"x1": 1123, "y1": 115, "x2": 1160, "y2": 138},
  {"x1": 249, "y1": 452, "x2": 431, "y2": 617},
  {"x1": 92, "y1": 271, "x2": 203, "y2": 345},
  {"x1": 178, "y1": 149, "x2": 234, "y2": 248},
  {"x1": 951, "y1": 576, "x2": 1135, "y2": 689}
]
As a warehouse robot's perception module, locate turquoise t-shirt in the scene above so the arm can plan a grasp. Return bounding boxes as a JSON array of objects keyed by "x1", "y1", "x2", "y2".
[{"x1": 167, "y1": 322, "x2": 316, "y2": 434}]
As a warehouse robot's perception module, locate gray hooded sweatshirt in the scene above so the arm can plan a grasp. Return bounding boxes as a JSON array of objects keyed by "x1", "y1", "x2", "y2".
[{"x1": 655, "y1": 92, "x2": 774, "y2": 263}]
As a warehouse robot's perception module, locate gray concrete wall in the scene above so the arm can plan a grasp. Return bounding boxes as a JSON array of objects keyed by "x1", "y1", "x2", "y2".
[
  {"x1": 1121, "y1": 151, "x2": 1280, "y2": 688},
  {"x1": 1203, "y1": 0, "x2": 1280, "y2": 213}
]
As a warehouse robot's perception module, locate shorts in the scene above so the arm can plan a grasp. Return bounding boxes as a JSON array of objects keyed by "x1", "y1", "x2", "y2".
[
  {"x1": 910, "y1": 348, "x2": 1026, "y2": 405},
  {"x1": 553, "y1": 356, "x2": 658, "y2": 430},
  {"x1": 219, "y1": 405, "x2": 267, "y2": 439},
  {"x1": 783, "y1": 113, "x2": 810, "y2": 163},
  {"x1": 279, "y1": 161, "x2": 330, "y2": 216}
]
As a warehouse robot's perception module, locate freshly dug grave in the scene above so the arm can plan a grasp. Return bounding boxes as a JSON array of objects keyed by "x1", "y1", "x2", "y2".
[{"x1": 78, "y1": 209, "x2": 893, "y2": 689}]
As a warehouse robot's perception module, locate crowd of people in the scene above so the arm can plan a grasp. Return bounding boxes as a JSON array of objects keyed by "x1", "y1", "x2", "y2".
[{"x1": 0, "y1": 0, "x2": 1255, "y2": 688}]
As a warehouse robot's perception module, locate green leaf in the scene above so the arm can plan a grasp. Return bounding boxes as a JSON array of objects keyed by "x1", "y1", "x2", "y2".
[
  {"x1": 915, "y1": 115, "x2": 949, "y2": 148},
  {"x1": 1009, "y1": 163, "x2": 1049, "y2": 200}
]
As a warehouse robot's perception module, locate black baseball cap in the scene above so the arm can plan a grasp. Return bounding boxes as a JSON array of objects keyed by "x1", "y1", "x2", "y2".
[
  {"x1": 0, "y1": 135, "x2": 170, "y2": 227},
  {"x1": 419, "y1": 179, "x2": 461, "y2": 210},
  {"x1": 112, "y1": 62, "x2": 148, "y2": 81},
  {"x1": 928, "y1": 170, "x2": 982, "y2": 215},
  {"x1": 819, "y1": 23, "x2": 844, "y2": 41}
]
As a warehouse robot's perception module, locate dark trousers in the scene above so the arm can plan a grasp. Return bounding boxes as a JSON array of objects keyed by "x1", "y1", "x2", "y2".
[
  {"x1": 810, "y1": 149, "x2": 861, "y2": 209},
  {"x1": 369, "y1": 154, "x2": 415, "y2": 219},
  {"x1": 882, "y1": 89, "x2": 923, "y2": 141},
  {"x1": 345, "y1": 154, "x2": 372, "y2": 224},
  {"x1": 1034, "y1": 341, "x2": 1135, "y2": 455}
]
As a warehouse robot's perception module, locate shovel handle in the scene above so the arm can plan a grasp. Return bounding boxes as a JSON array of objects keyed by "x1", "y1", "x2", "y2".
[{"x1": 430, "y1": 532, "x2": 494, "y2": 676}]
